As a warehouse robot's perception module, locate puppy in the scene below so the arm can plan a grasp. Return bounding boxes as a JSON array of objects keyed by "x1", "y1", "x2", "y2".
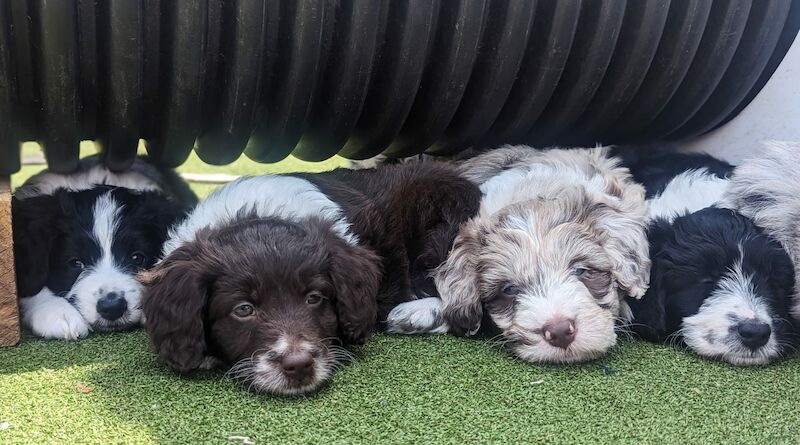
[
  {"x1": 388, "y1": 146, "x2": 651, "y2": 364},
  {"x1": 141, "y1": 162, "x2": 481, "y2": 395},
  {"x1": 627, "y1": 152, "x2": 797, "y2": 365},
  {"x1": 724, "y1": 141, "x2": 800, "y2": 319},
  {"x1": 13, "y1": 156, "x2": 196, "y2": 340}
]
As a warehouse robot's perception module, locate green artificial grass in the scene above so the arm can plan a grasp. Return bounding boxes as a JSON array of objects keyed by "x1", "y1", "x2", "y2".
[
  {"x1": 3, "y1": 145, "x2": 800, "y2": 444},
  {"x1": 2, "y1": 332, "x2": 800, "y2": 444}
]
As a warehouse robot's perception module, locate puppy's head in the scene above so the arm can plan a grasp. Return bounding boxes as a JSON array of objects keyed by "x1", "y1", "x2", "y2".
[
  {"x1": 141, "y1": 217, "x2": 381, "y2": 396},
  {"x1": 436, "y1": 186, "x2": 650, "y2": 363},
  {"x1": 13, "y1": 188, "x2": 185, "y2": 332},
  {"x1": 633, "y1": 208, "x2": 796, "y2": 366},
  {"x1": 723, "y1": 141, "x2": 800, "y2": 319}
]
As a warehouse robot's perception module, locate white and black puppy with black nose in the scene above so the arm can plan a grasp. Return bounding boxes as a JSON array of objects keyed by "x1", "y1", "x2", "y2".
[
  {"x1": 13, "y1": 156, "x2": 196, "y2": 340},
  {"x1": 624, "y1": 151, "x2": 797, "y2": 366}
]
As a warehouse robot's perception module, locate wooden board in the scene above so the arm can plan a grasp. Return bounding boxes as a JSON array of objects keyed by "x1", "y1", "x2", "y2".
[{"x1": 0, "y1": 177, "x2": 19, "y2": 345}]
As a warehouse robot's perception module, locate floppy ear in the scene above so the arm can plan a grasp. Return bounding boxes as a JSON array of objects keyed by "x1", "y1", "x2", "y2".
[
  {"x1": 592, "y1": 202, "x2": 651, "y2": 299},
  {"x1": 138, "y1": 192, "x2": 193, "y2": 230},
  {"x1": 762, "y1": 238, "x2": 797, "y2": 311},
  {"x1": 140, "y1": 242, "x2": 211, "y2": 373},
  {"x1": 11, "y1": 195, "x2": 60, "y2": 297},
  {"x1": 627, "y1": 257, "x2": 669, "y2": 342},
  {"x1": 434, "y1": 218, "x2": 485, "y2": 336},
  {"x1": 327, "y1": 236, "x2": 382, "y2": 345},
  {"x1": 406, "y1": 169, "x2": 482, "y2": 296}
]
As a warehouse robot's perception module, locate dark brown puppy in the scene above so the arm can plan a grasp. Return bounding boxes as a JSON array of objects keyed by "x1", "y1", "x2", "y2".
[{"x1": 142, "y1": 162, "x2": 481, "y2": 395}]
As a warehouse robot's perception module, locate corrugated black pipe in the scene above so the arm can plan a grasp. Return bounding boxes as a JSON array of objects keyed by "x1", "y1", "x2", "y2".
[{"x1": 0, "y1": 0, "x2": 797, "y2": 174}]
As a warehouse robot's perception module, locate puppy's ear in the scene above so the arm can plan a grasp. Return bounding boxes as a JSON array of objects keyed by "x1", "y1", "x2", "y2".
[
  {"x1": 140, "y1": 242, "x2": 212, "y2": 373},
  {"x1": 434, "y1": 218, "x2": 485, "y2": 336},
  {"x1": 627, "y1": 257, "x2": 669, "y2": 341},
  {"x1": 11, "y1": 195, "x2": 60, "y2": 297},
  {"x1": 592, "y1": 201, "x2": 651, "y2": 299},
  {"x1": 140, "y1": 191, "x2": 193, "y2": 228},
  {"x1": 128, "y1": 192, "x2": 193, "y2": 242},
  {"x1": 763, "y1": 239, "x2": 796, "y2": 308},
  {"x1": 327, "y1": 236, "x2": 382, "y2": 345},
  {"x1": 408, "y1": 177, "x2": 482, "y2": 295}
]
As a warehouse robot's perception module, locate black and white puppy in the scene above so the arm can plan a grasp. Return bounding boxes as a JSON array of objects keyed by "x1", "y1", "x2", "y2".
[
  {"x1": 142, "y1": 162, "x2": 481, "y2": 395},
  {"x1": 626, "y1": 152, "x2": 797, "y2": 365},
  {"x1": 13, "y1": 156, "x2": 196, "y2": 340}
]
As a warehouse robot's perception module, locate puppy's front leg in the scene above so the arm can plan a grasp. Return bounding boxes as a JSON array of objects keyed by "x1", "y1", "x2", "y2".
[
  {"x1": 20, "y1": 288, "x2": 90, "y2": 340},
  {"x1": 386, "y1": 297, "x2": 451, "y2": 335}
]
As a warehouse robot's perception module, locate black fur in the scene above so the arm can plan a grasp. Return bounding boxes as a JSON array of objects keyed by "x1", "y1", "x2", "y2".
[
  {"x1": 622, "y1": 151, "x2": 797, "y2": 364},
  {"x1": 13, "y1": 187, "x2": 192, "y2": 299},
  {"x1": 629, "y1": 208, "x2": 796, "y2": 343},
  {"x1": 13, "y1": 156, "x2": 196, "y2": 338},
  {"x1": 616, "y1": 149, "x2": 734, "y2": 198}
]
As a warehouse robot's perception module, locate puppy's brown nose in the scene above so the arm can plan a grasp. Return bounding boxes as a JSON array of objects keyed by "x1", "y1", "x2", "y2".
[
  {"x1": 280, "y1": 352, "x2": 314, "y2": 380},
  {"x1": 542, "y1": 319, "x2": 576, "y2": 349}
]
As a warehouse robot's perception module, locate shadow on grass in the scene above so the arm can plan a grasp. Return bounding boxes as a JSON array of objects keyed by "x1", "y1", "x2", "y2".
[
  {"x1": 0, "y1": 330, "x2": 154, "y2": 375},
  {"x1": 6, "y1": 331, "x2": 800, "y2": 444},
  {"x1": 75, "y1": 334, "x2": 657, "y2": 444}
]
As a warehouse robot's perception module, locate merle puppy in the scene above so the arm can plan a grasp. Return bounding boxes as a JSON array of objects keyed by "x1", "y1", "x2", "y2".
[
  {"x1": 142, "y1": 162, "x2": 480, "y2": 395},
  {"x1": 13, "y1": 155, "x2": 196, "y2": 340},
  {"x1": 625, "y1": 152, "x2": 797, "y2": 365},
  {"x1": 388, "y1": 146, "x2": 652, "y2": 364}
]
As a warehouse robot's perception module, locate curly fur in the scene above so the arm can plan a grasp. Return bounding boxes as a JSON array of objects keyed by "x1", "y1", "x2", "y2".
[
  {"x1": 397, "y1": 146, "x2": 650, "y2": 364},
  {"x1": 621, "y1": 151, "x2": 796, "y2": 366},
  {"x1": 143, "y1": 162, "x2": 481, "y2": 395},
  {"x1": 723, "y1": 141, "x2": 800, "y2": 318}
]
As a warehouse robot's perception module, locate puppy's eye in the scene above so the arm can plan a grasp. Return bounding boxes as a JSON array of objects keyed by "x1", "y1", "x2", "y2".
[
  {"x1": 502, "y1": 285, "x2": 522, "y2": 297},
  {"x1": 130, "y1": 251, "x2": 147, "y2": 267},
  {"x1": 573, "y1": 267, "x2": 588, "y2": 277},
  {"x1": 233, "y1": 304, "x2": 255, "y2": 318},
  {"x1": 306, "y1": 292, "x2": 325, "y2": 305},
  {"x1": 67, "y1": 258, "x2": 85, "y2": 270}
]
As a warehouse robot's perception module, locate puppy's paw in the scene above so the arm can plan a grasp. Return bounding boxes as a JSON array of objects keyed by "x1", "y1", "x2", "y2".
[
  {"x1": 387, "y1": 297, "x2": 450, "y2": 335},
  {"x1": 341, "y1": 323, "x2": 373, "y2": 346},
  {"x1": 21, "y1": 293, "x2": 91, "y2": 340}
]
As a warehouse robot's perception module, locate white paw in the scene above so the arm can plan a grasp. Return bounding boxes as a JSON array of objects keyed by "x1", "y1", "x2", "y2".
[
  {"x1": 386, "y1": 297, "x2": 450, "y2": 335},
  {"x1": 21, "y1": 291, "x2": 91, "y2": 340}
]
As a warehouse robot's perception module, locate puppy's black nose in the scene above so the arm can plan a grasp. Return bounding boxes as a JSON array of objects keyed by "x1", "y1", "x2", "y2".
[
  {"x1": 542, "y1": 319, "x2": 576, "y2": 349},
  {"x1": 96, "y1": 292, "x2": 127, "y2": 321},
  {"x1": 736, "y1": 320, "x2": 771, "y2": 350},
  {"x1": 280, "y1": 352, "x2": 314, "y2": 380}
]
